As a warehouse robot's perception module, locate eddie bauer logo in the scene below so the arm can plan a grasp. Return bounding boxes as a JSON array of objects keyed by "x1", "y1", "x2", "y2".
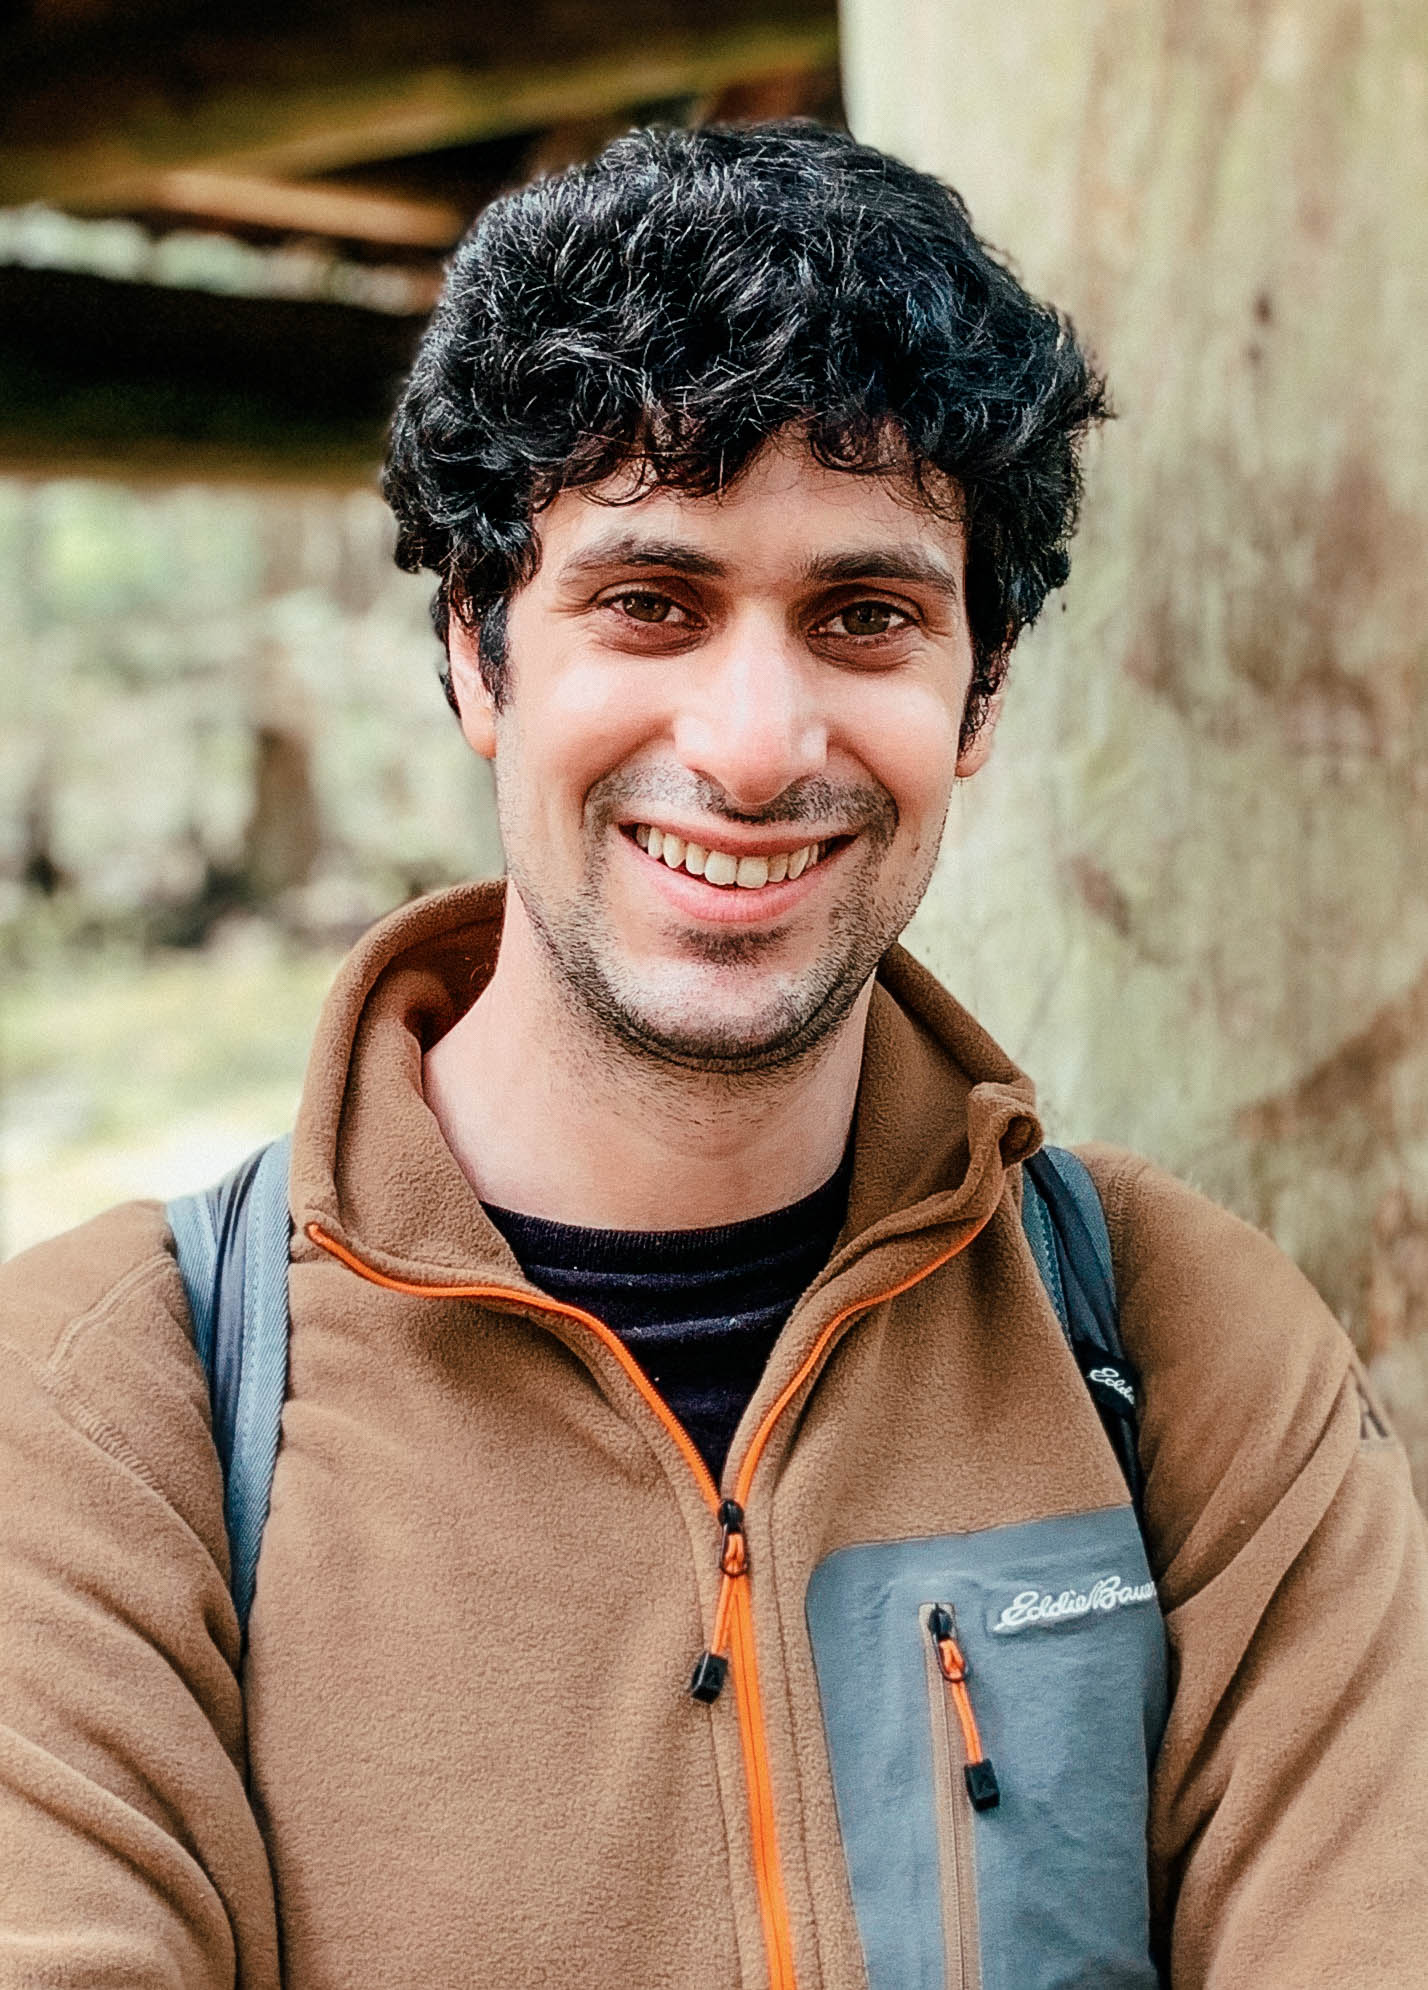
[
  {"x1": 991, "y1": 1574, "x2": 1157, "y2": 1634},
  {"x1": 1088, "y1": 1364, "x2": 1136, "y2": 1406}
]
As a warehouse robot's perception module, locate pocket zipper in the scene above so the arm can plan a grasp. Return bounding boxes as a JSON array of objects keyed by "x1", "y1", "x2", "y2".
[{"x1": 928, "y1": 1603, "x2": 1000, "y2": 1812}]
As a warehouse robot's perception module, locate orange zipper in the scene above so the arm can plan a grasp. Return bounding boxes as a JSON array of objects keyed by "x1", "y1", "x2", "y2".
[
  {"x1": 928, "y1": 1604, "x2": 1000, "y2": 1812},
  {"x1": 307, "y1": 1210, "x2": 992, "y2": 1988}
]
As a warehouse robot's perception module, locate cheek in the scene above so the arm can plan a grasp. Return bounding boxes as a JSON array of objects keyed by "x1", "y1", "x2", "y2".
[
  {"x1": 501, "y1": 654, "x2": 671, "y2": 835},
  {"x1": 846, "y1": 680, "x2": 964, "y2": 849}
]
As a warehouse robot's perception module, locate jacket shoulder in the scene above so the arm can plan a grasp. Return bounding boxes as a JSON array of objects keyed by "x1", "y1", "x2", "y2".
[
  {"x1": 1076, "y1": 1142, "x2": 1351, "y2": 1379},
  {"x1": 0, "y1": 1209, "x2": 270, "y2": 1978},
  {"x1": 1072, "y1": 1143, "x2": 1390, "y2": 1590},
  {"x1": 1070, "y1": 1160, "x2": 1428, "y2": 1981},
  {"x1": 0, "y1": 1199, "x2": 223, "y2": 1558},
  {"x1": 0, "y1": 1198, "x2": 181, "y2": 1363}
]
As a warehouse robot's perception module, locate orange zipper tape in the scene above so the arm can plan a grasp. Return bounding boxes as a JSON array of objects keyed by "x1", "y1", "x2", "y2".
[
  {"x1": 308, "y1": 1206, "x2": 992, "y2": 1989},
  {"x1": 304, "y1": 1224, "x2": 720, "y2": 1493}
]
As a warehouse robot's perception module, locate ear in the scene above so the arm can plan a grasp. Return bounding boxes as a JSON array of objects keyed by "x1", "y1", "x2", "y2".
[
  {"x1": 447, "y1": 617, "x2": 498, "y2": 761},
  {"x1": 954, "y1": 683, "x2": 1006, "y2": 780}
]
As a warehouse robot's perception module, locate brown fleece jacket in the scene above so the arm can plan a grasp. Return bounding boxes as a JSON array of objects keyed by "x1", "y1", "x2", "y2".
[{"x1": 2, "y1": 882, "x2": 1425, "y2": 1989}]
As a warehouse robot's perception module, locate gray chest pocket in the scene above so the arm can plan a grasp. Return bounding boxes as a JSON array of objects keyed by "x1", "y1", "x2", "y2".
[{"x1": 805, "y1": 1509, "x2": 1169, "y2": 1990}]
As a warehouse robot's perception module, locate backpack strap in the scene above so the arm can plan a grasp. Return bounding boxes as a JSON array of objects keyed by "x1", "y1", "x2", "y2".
[
  {"x1": 1022, "y1": 1145, "x2": 1144, "y2": 1516},
  {"x1": 167, "y1": 1134, "x2": 293, "y2": 1633},
  {"x1": 167, "y1": 1131, "x2": 1136, "y2": 1610}
]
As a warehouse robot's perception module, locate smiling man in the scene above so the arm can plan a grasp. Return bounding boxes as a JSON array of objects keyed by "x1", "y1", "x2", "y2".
[
  {"x1": 423, "y1": 441, "x2": 991, "y2": 1240},
  {"x1": 4, "y1": 123, "x2": 1427, "y2": 1990}
]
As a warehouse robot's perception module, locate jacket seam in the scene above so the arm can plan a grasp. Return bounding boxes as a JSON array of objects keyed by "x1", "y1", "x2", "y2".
[
  {"x1": 48, "y1": 1247, "x2": 187, "y2": 1375},
  {"x1": 0, "y1": 1333, "x2": 172, "y2": 1503},
  {"x1": 767, "y1": 1518, "x2": 830, "y2": 1989},
  {"x1": 1, "y1": 1251, "x2": 227, "y2": 1574}
]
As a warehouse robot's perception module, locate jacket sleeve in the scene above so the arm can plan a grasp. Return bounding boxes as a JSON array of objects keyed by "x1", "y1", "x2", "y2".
[
  {"x1": 1090, "y1": 1148, "x2": 1428, "y2": 1989},
  {"x1": 0, "y1": 1200, "x2": 280, "y2": 1990}
]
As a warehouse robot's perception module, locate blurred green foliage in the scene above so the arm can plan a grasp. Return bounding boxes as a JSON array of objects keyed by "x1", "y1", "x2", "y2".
[
  {"x1": 0, "y1": 475, "x2": 501, "y2": 957},
  {"x1": 1, "y1": 473, "x2": 502, "y2": 1253}
]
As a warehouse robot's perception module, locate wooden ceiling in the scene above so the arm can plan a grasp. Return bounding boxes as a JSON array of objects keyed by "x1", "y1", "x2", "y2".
[{"x1": 0, "y1": 0, "x2": 841, "y2": 480}]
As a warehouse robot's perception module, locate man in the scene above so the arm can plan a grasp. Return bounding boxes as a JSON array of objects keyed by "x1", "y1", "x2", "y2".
[{"x1": 2, "y1": 123, "x2": 1425, "y2": 1990}]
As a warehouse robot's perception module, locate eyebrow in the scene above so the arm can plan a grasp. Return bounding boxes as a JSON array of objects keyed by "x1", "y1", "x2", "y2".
[
  {"x1": 800, "y1": 547, "x2": 963, "y2": 598},
  {"x1": 557, "y1": 534, "x2": 730, "y2": 583},
  {"x1": 556, "y1": 532, "x2": 963, "y2": 597}
]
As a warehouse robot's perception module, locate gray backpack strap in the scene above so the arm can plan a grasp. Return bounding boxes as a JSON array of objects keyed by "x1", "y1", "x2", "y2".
[
  {"x1": 1022, "y1": 1145, "x2": 1143, "y2": 1516},
  {"x1": 1020, "y1": 1153, "x2": 1071, "y2": 1340},
  {"x1": 167, "y1": 1133, "x2": 293, "y2": 1633}
]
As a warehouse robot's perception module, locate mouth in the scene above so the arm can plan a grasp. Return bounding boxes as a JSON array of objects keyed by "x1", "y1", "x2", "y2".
[{"x1": 627, "y1": 821, "x2": 843, "y2": 890}]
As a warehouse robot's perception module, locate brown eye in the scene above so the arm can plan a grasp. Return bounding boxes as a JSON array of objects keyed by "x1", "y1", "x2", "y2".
[
  {"x1": 617, "y1": 590, "x2": 678, "y2": 624},
  {"x1": 831, "y1": 600, "x2": 905, "y2": 637}
]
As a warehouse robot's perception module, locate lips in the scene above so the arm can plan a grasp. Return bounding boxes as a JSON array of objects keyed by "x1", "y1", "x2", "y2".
[{"x1": 631, "y1": 822, "x2": 826, "y2": 890}]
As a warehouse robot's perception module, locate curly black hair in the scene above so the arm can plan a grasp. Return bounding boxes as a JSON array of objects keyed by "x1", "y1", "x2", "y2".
[{"x1": 383, "y1": 121, "x2": 1108, "y2": 744}]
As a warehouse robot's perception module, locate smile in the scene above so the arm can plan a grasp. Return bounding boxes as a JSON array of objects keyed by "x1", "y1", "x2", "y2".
[{"x1": 630, "y1": 823, "x2": 830, "y2": 889}]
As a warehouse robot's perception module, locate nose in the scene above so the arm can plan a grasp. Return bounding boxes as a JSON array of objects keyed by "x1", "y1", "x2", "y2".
[{"x1": 671, "y1": 623, "x2": 828, "y2": 810}]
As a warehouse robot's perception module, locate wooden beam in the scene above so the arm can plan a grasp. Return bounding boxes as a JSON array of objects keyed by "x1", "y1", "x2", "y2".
[
  {"x1": 697, "y1": 63, "x2": 841, "y2": 125},
  {"x1": 0, "y1": 19, "x2": 839, "y2": 207},
  {"x1": 76, "y1": 170, "x2": 469, "y2": 250},
  {"x1": 0, "y1": 421, "x2": 384, "y2": 490},
  {"x1": 0, "y1": 263, "x2": 422, "y2": 485}
]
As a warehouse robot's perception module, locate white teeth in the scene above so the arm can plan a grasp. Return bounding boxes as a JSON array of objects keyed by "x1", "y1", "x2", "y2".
[
  {"x1": 632, "y1": 824, "x2": 828, "y2": 889},
  {"x1": 703, "y1": 849, "x2": 738, "y2": 887}
]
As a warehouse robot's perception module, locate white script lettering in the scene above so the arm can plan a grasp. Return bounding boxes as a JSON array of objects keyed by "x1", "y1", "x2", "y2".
[
  {"x1": 1088, "y1": 1365, "x2": 1136, "y2": 1406},
  {"x1": 991, "y1": 1574, "x2": 1157, "y2": 1635}
]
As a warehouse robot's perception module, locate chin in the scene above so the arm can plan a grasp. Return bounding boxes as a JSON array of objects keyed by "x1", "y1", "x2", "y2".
[
  {"x1": 588, "y1": 959, "x2": 868, "y2": 1077},
  {"x1": 518, "y1": 867, "x2": 893, "y2": 1075}
]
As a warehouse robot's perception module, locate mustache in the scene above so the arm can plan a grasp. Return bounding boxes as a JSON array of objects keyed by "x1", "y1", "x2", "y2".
[{"x1": 589, "y1": 770, "x2": 897, "y2": 836}]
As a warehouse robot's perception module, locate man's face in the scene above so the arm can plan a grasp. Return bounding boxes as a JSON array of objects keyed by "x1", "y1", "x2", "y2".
[{"x1": 449, "y1": 437, "x2": 995, "y2": 1073}]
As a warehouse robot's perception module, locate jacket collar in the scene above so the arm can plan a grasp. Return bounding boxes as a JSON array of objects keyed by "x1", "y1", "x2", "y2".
[{"x1": 290, "y1": 881, "x2": 1041, "y2": 1289}]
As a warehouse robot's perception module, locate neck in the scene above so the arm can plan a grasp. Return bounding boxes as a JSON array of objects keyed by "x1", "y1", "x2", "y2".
[{"x1": 423, "y1": 894, "x2": 869, "y2": 1231}]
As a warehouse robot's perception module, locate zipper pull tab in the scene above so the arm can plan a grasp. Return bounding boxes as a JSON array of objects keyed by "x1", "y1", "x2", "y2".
[
  {"x1": 717, "y1": 1498, "x2": 748, "y2": 1577},
  {"x1": 928, "y1": 1602, "x2": 962, "y2": 1675},
  {"x1": 688, "y1": 1650, "x2": 728, "y2": 1702},
  {"x1": 689, "y1": 1501, "x2": 747, "y2": 1704},
  {"x1": 928, "y1": 1603, "x2": 1000, "y2": 1812}
]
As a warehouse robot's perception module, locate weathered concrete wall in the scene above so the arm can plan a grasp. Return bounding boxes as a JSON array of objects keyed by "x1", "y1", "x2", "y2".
[{"x1": 842, "y1": 0, "x2": 1428, "y2": 1492}]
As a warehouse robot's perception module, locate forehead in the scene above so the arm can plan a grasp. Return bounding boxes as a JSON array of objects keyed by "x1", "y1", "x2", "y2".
[{"x1": 533, "y1": 436, "x2": 967, "y2": 583}]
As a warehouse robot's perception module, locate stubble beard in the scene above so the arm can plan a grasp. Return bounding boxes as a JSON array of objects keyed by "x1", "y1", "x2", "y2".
[{"x1": 502, "y1": 772, "x2": 939, "y2": 1079}]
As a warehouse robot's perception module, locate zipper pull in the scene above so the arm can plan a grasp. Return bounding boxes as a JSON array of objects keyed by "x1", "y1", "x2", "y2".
[
  {"x1": 689, "y1": 1500, "x2": 747, "y2": 1704},
  {"x1": 716, "y1": 1498, "x2": 748, "y2": 1576},
  {"x1": 928, "y1": 1603, "x2": 1000, "y2": 1812}
]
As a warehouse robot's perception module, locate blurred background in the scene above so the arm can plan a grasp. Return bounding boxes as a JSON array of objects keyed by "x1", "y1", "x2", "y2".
[{"x1": 3, "y1": 1, "x2": 1425, "y2": 1492}]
